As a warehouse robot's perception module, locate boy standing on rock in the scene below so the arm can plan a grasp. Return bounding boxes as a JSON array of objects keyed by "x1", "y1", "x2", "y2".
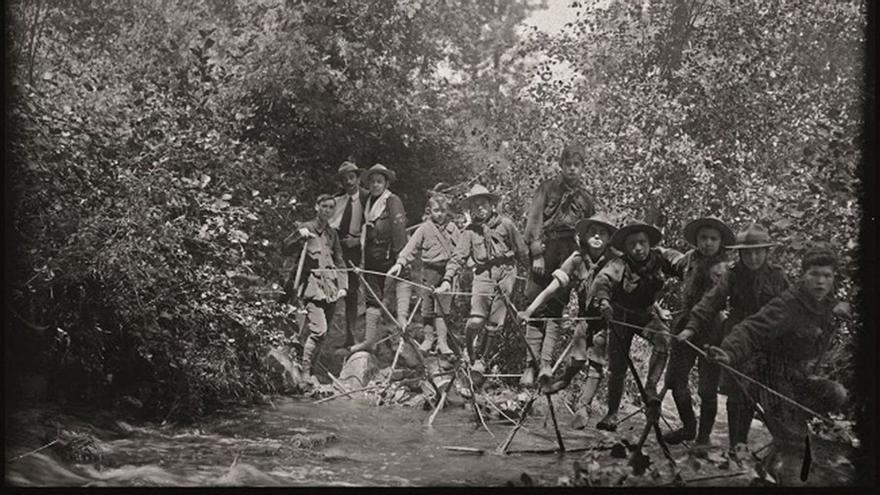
[
  {"x1": 436, "y1": 184, "x2": 529, "y2": 377},
  {"x1": 281, "y1": 194, "x2": 349, "y2": 383},
  {"x1": 518, "y1": 213, "x2": 617, "y2": 429},
  {"x1": 591, "y1": 220, "x2": 682, "y2": 431},
  {"x1": 661, "y1": 216, "x2": 735, "y2": 446},
  {"x1": 521, "y1": 143, "x2": 596, "y2": 386}
]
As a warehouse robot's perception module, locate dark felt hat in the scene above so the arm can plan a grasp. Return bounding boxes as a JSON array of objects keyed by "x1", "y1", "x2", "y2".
[
  {"x1": 727, "y1": 223, "x2": 777, "y2": 250},
  {"x1": 683, "y1": 216, "x2": 735, "y2": 247},
  {"x1": 575, "y1": 212, "x2": 618, "y2": 239},
  {"x1": 462, "y1": 184, "x2": 499, "y2": 207},
  {"x1": 610, "y1": 220, "x2": 662, "y2": 251},
  {"x1": 362, "y1": 163, "x2": 396, "y2": 183}
]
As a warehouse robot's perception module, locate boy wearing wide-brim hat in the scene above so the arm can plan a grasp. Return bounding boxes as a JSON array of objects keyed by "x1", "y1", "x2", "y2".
[
  {"x1": 518, "y1": 212, "x2": 617, "y2": 428},
  {"x1": 436, "y1": 184, "x2": 529, "y2": 378},
  {"x1": 661, "y1": 216, "x2": 735, "y2": 446},
  {"x1": 329, "y1": 161, "x2": 370, "y2": 347},
  {"x1": 681, "y1": 222, "x2": 789, "y2": 457},
  {"x1": 590, "y1": 220, "x2": 684, "y2": 431},
  {"x1": 521, "y1": 143, "x2": 596, "y2": 387},
  {"x1": 710, "y1": 243, "x2": 849, "y2": 485}
]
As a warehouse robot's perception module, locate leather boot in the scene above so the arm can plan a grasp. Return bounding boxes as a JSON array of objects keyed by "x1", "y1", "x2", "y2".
[
  {"x1": 434, "y1": 318, "x2": 453, "y2": 355},
  {"x1": 521, "y1": 324, "x2": 544, "y2": 386},
  {"x1": 543, "y1": 359, "x2": 585, "y2": 395},
  {"x1": 695, "y1": 397, "x2": 718, "y2": 445},
  {"x1": 301, "y1": 334, "x2": 322, "y2": 383},
  {"x1": 664, "y1": 384, "x2": 697, "y2": 445},
  {"x1": 597, "y1": 368, "x2": 625, "y2": 431},
  {"x1": 350, "y1": 307, "x2": 382, "y2": 353},
  {"x1": 644, "y1": 350, "x2": 668, "y2": 404},
  {"x1": 419, "y1": 324, "x2": 436, "y2": 353}
]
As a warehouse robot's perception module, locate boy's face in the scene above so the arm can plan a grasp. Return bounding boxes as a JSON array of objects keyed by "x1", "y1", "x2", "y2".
[
  {"x1": 624, "y1": 232, "x2": 651, "y2": 262},
  {"x1": 584, "y1": 225, "x2": 611, "y2": 252},
  {"x1": 740, "y1": 248, "x2": 768, "y2": 271},
  {"x1": 696, "y1": 227, "x2": 722, "y2": 257},
  {"x1": 802, "y1": 265, "x2": 835, "y2": 302},
  {"x1": 341, "y1": 172, "x2": 359, "y2": 193},
  {"x1": 469, "y1": 197, "x2": 493, "y2": 220},
  {"x1": 316, "y1": 199, "x2": 336, "y2": 222},
  {"x1": 560, "y1": 154, "x2": 583, "y2": 183},
  {"x1": 429, "y1": 202, "x2": 447, "y2": 224},
  {"x1": 368, "y1": 174, "x2": 388, "y2": 196}
]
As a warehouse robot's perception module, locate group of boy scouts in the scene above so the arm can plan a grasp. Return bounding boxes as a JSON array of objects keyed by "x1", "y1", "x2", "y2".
[{"x1": 280, "y1": 143, "x2": 852, "y2": 485}]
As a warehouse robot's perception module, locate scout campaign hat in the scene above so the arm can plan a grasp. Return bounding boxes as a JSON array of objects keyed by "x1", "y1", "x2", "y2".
[
  {"x1": 462, "y1": 184, "x2": 500, "y2": 207},
  {"x1": 727, "y1": 223, "x2": 777, "y2": 250},
  {"x1": 362, "y1": 163, "x2": 397, "y2": 183},
  {"x1": 610, "y1": 220, "x2": 662, "y2": 251},
  {"x1": 575, "y1": 212, "x2": 618, "y2": 239},
  {"x1": 683, "y1": 216, "x2": 735, "y2": 247},
  {"x1": 337, "y1": 161, "x2": 361, "y2": 178}
]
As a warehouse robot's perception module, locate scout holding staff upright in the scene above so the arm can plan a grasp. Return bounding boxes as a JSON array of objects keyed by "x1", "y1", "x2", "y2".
[
  {"x1": 281, "y1": 194, "x2": 349, "y2": 383},
  {"x1": 661, "y1": 216, "x2": 735, "y2": 446},
  {"x1": 329, "y1": 161, "x2": 370, "y2": 348},
  {"x1": 681, "y1": 223, "x2": 790, "y2": 454},
  {"x1": 348, "y1": 164, "x2": 418, "y2": 366},
  {"x1": 519, "y1": 212, "x2": 617, "y2": 429},
  {"x1": 591, "y1": 220, "x2": 682, "y2": 431},
  {"x1": 388, "y1": 187, "x2": 462, "y2": 355},
  {"x1": 521, "y1": 143, "x2": 596, "y2": 386},
  {"x1": 436, "y1": 184, "x2": 529, "y2": 377},
  {"x1": 709, "y1": 244, "x2": 850, "y2": 485}
]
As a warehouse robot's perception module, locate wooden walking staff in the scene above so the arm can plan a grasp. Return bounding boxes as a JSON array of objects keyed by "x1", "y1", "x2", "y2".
[{"x1": 494, "y1": 286, "x2": 566, "y2": 454}]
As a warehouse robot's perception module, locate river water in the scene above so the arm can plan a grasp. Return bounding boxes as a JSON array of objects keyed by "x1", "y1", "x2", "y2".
[{"x1": 6, "y1": 394, "x2": 858, "y2": 487}]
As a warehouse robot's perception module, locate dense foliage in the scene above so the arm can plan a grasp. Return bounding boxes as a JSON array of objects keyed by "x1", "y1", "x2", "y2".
[{"x1": 6, "y1": 0, "x2": 866, "y2": 423}]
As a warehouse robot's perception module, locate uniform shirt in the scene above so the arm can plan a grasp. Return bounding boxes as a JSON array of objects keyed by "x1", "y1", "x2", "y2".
[
  {"x1": 551, "y1": 249, "x2": 616, "y2": 309},
  {"x1": 523, "y1": 177, "x2": 595, "y2": 257},
  {"x1": 395, "y1": 219, "x2": 461, "y2": 267},
  {"x1": 281, "y1": 219, "x2": 348, "y2": 302},
  {"x1": 443, "y1": 213, "x2": 529, "y2": 282},
  {"x1": 363, "y1": 192, "x2": 407, "y2": 260},
  {"x1": 685, "y1": 262, "x2": 789, "y2": 336},
  {"x1": 591, "y1": 247, "x2": 683, "y2": 311},
  {"x1": 721, "y1": 282, "x2": 835, "y2": 377}
]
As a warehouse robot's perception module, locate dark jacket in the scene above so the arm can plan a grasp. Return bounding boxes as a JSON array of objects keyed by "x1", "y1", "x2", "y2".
[
  {"x1": 591, "y1": 247, "x2": 684, "y2": 311},
  {"x1": 686, "y1": 262, "x2": 790, "y2": 337},
  {"x1": 363, "y1": 192, "x2": 407, "y2": 262},
  {"x1": 721, "y1": 282, "x2": 835, "y2": 378},
  {"x1": 523, "y1": 176, "x2": 595, "y2": 257},
  {"x1": 281, "y1": 219, "x2": 348, "y2": 302}
]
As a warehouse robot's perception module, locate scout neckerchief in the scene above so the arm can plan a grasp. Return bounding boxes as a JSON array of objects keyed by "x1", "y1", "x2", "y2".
[
  {"x1": 360, "y1": 189, "x2": 392, "y2": 263},
  {"x1": 480, "y1": 213, "x2": 503, "y2": 261},
  {"x1": 424, "y1": 218, "x2": 455, "y2": 260}
]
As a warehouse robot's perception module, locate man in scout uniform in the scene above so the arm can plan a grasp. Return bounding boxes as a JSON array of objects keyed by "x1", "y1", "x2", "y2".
[
  {"x1": 281, "y1": 194, "x2": 349, "y2": 383},
  {"x1": 662, "y1": 216, "x2": 735, "y2": 446},
  {"x1": 518, "y1": 212, "x2": 617, "y2": 429},
  {"x1": 521, "y1": 142, "x2": 596, "y2": 386},
  {"x1": 329, "y1": 161, "x2": 370, "y2": 348},
  {"x1": 349, "y1": 164, "x2": 417, "y2": 367},
  {"x1": 710, "y1": 244, "x2": 849, "y2": 485},
  {"x1": 388, "y1": 187, "x2": 461, "y2": 355},
  {"x1": 436, "y1": 184, "x2": 529, "y2": 376},
  {"x1": 680, "y1": 222, "x2": 789, "y2": 455},
  {"x1": 591, "y1": 220, "x2": 682, "y2": 431}
]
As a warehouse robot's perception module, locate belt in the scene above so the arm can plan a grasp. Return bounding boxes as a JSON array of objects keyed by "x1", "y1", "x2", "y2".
[
  {"x1": 544, "y1": 228, "x2": 576, "y2": 240},
  {"x1": 474, "y1": 258, "x2": 514, "y2": 275},
  {"x1": 422, "y1": 261, "x2": 447, "y2": 271}
]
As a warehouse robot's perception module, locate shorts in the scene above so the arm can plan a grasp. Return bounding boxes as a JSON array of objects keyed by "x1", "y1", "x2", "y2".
[
  {"x1": 469, "y1": 264, "x2": 516, "y2": 330},
  {"x1": 420, "y1": 263, "x2": 453, "y2": 319}
]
